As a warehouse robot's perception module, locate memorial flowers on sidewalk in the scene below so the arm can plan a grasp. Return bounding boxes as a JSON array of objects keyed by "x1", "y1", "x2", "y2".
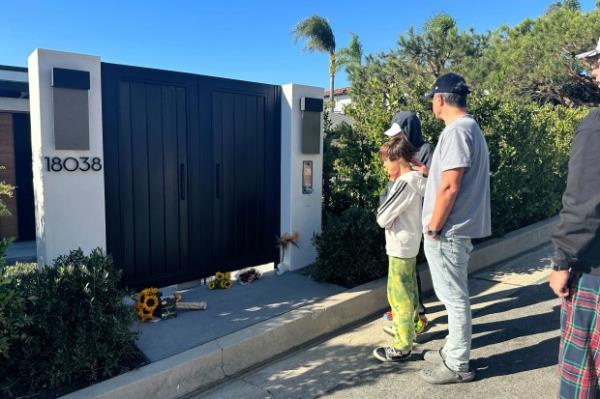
[{"x1": 276, "y1": 231, "x2": 300, "y2": 274}]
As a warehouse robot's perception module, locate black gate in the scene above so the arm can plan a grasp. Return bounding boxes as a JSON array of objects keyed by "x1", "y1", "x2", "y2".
[{"x1": 101, "y1": 63, "x2": 280, "y2": 287}]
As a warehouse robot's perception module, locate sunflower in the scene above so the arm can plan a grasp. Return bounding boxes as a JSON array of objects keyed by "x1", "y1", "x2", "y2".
[
  {"x1": 224, "y1": 272, "x2": 231, "y2": 280},
  {"x1": 222, "y1": 280, "x2": 232, "y2": 289},
  {"x1": 207, "y1": 280, "x2": 216, "y2": 290},
  {"x1": 215, "y1": 272, "x2": 225, "y2": 280},
  {"x1": 134, "y1": 287, "x2": 160, "y2": 321}
]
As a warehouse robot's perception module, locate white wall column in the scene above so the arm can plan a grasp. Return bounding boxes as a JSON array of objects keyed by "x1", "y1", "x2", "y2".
[
  {"x1": 280, "y1": 84, "x2": 324, "y2": 271},
  {"x1": 28, "y1": 49, "x2": 106, "y2": 266}
]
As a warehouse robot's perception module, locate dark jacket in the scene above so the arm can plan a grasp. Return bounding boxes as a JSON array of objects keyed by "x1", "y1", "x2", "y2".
[{"x1": 552, "y1": 108, "x2": 600, "y2": 274}]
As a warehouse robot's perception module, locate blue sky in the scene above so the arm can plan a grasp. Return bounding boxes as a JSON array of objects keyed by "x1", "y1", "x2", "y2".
[{"x1": 1, "y1": 1, "x2": 597, "y2": 89}]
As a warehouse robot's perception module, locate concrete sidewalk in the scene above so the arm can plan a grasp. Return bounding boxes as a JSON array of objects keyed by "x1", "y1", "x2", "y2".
[
  {"x1": 196, "y1": 244, "x2": 559, "y2": 399},
  {"x1": 133, "y1": 264, "x2": 344, "y2": 362},
  {"x1": 62, "y1": 218, "x2": 557, "y2": 399}
]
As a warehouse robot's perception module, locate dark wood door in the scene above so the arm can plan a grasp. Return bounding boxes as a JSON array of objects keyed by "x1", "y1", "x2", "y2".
[
  {"x1": 102, "y1": 63, "x2": 280, "y2": 287},
  {"x1": 207, "y1": 83, "x2": 280, "y2": 272}
]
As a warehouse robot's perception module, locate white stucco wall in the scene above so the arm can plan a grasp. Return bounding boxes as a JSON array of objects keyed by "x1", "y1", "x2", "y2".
[
  {"x1": 333, "y1": 93, "x2": 351, "y2": 114},
  {"x1": 28, "y1": 49, "x2": 106, "y2": 266},
  {"x1": 280, "y1": 84, "x2": 324, "y2": 271}
]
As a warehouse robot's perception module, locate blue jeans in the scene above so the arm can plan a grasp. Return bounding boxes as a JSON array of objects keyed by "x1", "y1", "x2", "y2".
[{"x1": 424, "y1": 236, "x2": 473, "y2": 372}]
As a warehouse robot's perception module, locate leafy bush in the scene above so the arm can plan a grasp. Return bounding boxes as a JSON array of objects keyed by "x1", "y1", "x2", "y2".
[
  {"x1": 315, "y1": 6, "x2": 594, "y2": 286},
  {"x1": 0, "y1": 165, "x2": 15, "y2": 218},
  {"x1": 0, "y1": 238, "x2": 12, "y2": 268},
  {"x1": 312, "y1": 207, "x2": 387, "y2": 288},
  {"x1": 468, "y1": 97, "x2": 588, "y2": 236},
  {"x1": 318, "y1": 94, "x2": 586, "y2": 285},
  {"x1": 0, "y1": 249, "x2": 141, "y2": 398},
  {"x1": 322, "y1": 121, "x2": 382, "y2": 217}
]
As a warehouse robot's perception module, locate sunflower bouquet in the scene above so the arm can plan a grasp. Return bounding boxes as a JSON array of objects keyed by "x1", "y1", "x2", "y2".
[
  {"x1": 207, "y1": 271, "x2": 232, "y2": 290},
  {"x1": 134, "y1": 288, "x2": 207, "y2": 322},
  {"x1": 134, "y1": 287, "x2": 160, "y2": 322}
]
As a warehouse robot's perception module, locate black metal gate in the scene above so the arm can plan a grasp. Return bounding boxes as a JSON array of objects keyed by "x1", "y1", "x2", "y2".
[{"x1": 101, "y1": 63, "x2": 280, "y2": 287}]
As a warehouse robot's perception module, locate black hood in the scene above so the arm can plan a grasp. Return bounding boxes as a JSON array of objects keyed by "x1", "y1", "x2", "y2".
[{"x1": 392, "y1": 111, "x2": 425, "y2": 148}]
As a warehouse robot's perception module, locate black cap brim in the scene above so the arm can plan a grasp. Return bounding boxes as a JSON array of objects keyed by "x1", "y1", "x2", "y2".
[{"x1": 423, "y1": 91, "x2": 435, "y2": 101}]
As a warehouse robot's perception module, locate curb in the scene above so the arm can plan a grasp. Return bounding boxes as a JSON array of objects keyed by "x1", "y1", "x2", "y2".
[{"x1": 62, "y1": 216, "x2": 558, "y2": 399}]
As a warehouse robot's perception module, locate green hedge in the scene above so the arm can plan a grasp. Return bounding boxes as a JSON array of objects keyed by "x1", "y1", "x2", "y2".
[
  {"x1": 312, "y1": 207, "x2": 387, "y2": 287},
  {"x1": 0, "y1": 249, "x2": 142, "y2": 398},
  {"x1": 315, "y1": 95, "x2": 587, "y2": 286}
]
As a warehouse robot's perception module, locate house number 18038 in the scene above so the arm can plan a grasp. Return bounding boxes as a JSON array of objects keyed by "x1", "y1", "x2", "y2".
[{"x1": 44, "y1": 157, "x2": 103, "y2": 172}]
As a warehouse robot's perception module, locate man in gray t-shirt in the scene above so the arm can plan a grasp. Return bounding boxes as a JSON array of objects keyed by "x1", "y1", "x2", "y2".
[
  {"x1": 422, "y1": 115, "x2": 491, "y2": 238},
  {"x1": 418, "y1": 73, "x2": 491, "y2": 385}
]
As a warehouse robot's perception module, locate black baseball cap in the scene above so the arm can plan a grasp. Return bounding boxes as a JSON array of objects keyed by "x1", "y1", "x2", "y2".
[{"x1": 423, "y1": 73, "x2": 471, "y2": 100}]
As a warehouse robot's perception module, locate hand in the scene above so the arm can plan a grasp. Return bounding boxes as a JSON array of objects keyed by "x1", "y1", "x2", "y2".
[
  {"x1": 411, "y1": 160, "x2": 429, "y2": 177},
  {"x1": 549, "y1": 270, "x2": 570, "y2": 298}
]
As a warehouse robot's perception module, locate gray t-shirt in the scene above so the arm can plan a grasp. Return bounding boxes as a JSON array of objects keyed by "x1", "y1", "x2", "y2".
[{"x1": 422, "y1": 115, "x2": 491, "y2": 238}]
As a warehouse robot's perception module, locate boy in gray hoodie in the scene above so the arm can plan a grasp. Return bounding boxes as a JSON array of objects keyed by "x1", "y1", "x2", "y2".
[{"x1": 373, "y1": 134, "x2": 427, "y2": 362}]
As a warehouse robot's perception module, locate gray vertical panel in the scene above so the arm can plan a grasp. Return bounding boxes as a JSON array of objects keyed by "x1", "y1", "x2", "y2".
[
  {"x1": 162, "y1": 86, "x2": 180, "y2": 272},
  {"x1": 130, "y1": 82, "x2": 150, "y2": 275},
  {"x1": 146, "y1": 84, "x2": 166, "y2": 275},
  {"x1": 53, "y1": 87, "x2": 90, "y2": 150},
  {"x1": 117, "y1": 81, "x2": 136, "y2": 275},
  {"x1": 301, "y1": 111, "x2": 321, "y2": 154},
  {"x1": 176, "y1": 87, "x2": 189, "y2": 272}
]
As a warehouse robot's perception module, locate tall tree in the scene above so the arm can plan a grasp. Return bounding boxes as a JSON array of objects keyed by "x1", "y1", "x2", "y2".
[
  {"x1": 336, "y1": 33, "x2": 363, "y2": 74},
  {"x1": 293, "y1": 15, "x2": 337, "y2": 110},
  {"x1": 397, "y1": 14, "x2": 486, "y2": 78}
]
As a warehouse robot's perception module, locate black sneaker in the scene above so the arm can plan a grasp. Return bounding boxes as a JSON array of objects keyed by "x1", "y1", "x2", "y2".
[{"x1": 372, "y1": 346, "x2": 412, "y2": 362}]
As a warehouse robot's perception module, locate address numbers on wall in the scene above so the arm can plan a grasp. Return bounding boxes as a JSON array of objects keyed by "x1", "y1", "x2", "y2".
[{"x1": 44, "y1": 157, "x2": 103, "y2": 172}]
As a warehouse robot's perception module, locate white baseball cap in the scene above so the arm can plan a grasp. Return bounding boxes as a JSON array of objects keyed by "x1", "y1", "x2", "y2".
[
  {"x1": 383, "y1": 122, "x2": 403, "y2": 137},
  {"x1": 576, "y1": 37, "x2": 600, "y2": 59}
]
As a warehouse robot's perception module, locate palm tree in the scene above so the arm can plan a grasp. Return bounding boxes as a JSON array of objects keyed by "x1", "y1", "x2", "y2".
[{"x1": 293, "y1": 15, "x2": 337, "y2": 111}]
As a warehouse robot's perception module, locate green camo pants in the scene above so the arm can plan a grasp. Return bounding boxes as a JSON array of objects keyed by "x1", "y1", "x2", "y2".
[{"x1": 388, "y1": 256, "x2": 418, "y2": 351}]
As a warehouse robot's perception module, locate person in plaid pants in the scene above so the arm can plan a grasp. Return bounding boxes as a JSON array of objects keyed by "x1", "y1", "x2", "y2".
[{"x1": 549, "y1": 38, "x2": 600, "y2": 399}]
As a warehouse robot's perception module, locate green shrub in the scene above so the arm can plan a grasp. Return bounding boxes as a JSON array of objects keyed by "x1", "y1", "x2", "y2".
[
  {"x1": 323, "y1": 122, "x2": 382, "y2": 218},
  {"x1": 0, "y1": 249, "x2": 141, "y2": 398},
  {"x1": 312, "y1": 207, "x2": 387, "y2": 288},
  {"x1": 317, "y1": 95, "x2": 586, "y2": 286},
  {"x1": 0, "y1": 238, "x2": 12, "y2": 268},
  {"x1": 467, "y1": 96, "x2": 587, "y2": 236}
]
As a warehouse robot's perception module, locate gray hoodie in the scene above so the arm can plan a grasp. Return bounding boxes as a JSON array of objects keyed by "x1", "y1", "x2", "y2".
[{"x1": 377, "y1": 171, "x2": 426, "y2": 258}]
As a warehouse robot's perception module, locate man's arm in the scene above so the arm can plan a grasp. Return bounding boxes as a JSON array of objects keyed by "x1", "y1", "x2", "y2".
[{"x1": 427, "y1": 168, "x2": 465, "y2": 235}]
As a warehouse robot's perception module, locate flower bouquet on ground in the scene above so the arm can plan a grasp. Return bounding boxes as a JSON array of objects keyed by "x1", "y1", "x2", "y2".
[
  {"x1": 235, "y1": 268, "x2": 262, "y2": 285},
  {"x1": 207, "y1": 271, "x2": 232, "y2": 290},
  {"x1": 276, "y1": 231, "x2": 300, "y2": 275},
  {"x1": 134, "y1": 288, "x2": 207, "y2": 322}
]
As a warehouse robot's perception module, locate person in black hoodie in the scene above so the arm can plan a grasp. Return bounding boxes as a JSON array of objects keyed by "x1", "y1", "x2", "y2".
[
  {"x1": 384, "y1": 111, "x2": 433, "y2": 168},
  {"x1": 382, "y1": 111, "x2": 432, "y2": 333},
  {"x1": 550, "y1": 39, "x2": 600, "y2": 399}
]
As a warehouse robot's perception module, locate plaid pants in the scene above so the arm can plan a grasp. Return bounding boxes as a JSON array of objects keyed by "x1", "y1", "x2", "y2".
[{"x1": 559, "y1": 273, "x2": 600, "y2": 398}]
